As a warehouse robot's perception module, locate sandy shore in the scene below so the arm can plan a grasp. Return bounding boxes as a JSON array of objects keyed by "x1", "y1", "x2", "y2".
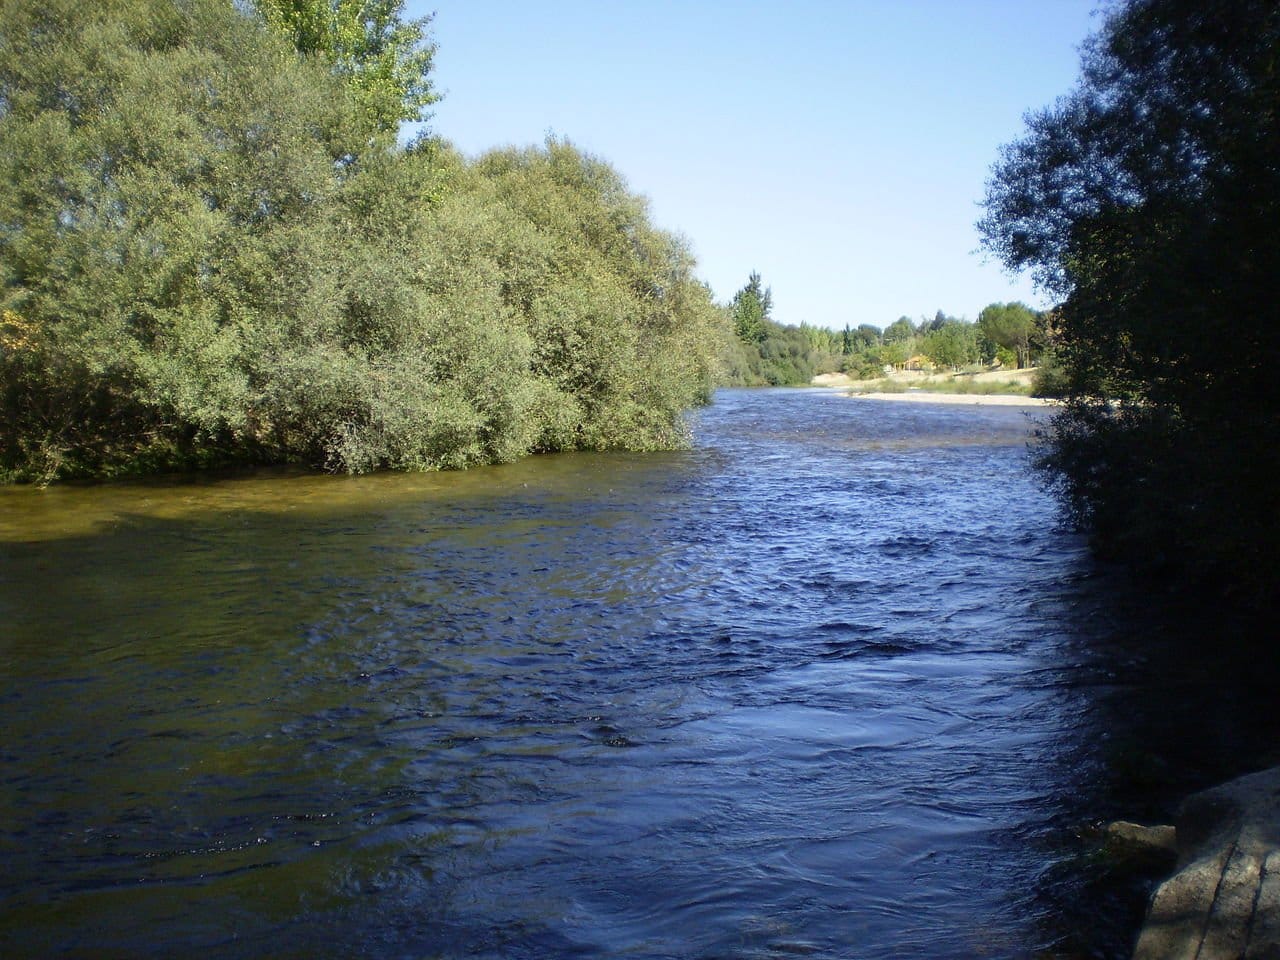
[
  {"x1": 846, "y1": 390, "x2": 1054, "y2": 406},
  {"x1": 810, "y1": 371, "x2": 1054, "y2": 406}
]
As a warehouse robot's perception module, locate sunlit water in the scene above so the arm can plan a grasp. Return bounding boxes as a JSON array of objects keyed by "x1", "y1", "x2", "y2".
[{"x1": 3, "y1": 388, "x2": 1277, "y2": 959}]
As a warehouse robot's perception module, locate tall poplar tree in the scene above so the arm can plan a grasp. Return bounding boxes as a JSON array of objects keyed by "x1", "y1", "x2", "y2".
[{"x1": 731, "y1": 272, "x2": 771, "y2": 344}]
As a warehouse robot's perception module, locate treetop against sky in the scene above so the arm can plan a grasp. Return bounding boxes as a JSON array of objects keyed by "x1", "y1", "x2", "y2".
[{"x1": 412, "y1": 0, "x2": 1101, "y2": 329}]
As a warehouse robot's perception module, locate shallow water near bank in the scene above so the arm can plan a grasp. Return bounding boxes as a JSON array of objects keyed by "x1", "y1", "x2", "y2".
[{"x1": 2, "y1": 388, "x2": 1277, "y2": 959}]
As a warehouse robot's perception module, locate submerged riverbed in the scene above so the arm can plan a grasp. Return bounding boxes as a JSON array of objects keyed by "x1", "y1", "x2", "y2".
[{"x1": 2, "y1": 388, "x2": 1276, "y2": 958}]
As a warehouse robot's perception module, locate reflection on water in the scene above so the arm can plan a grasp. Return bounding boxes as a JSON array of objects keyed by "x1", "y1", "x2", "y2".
[{"x1": 1, "y1": 388, "x2": 1276, "y2": 958}]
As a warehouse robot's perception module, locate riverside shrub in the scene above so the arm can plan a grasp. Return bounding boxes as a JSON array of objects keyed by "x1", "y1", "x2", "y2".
[{"x1": 0, "y1": 0, "x2": 720, "y2": 482}]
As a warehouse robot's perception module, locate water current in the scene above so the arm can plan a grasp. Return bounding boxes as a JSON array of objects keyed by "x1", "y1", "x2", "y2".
[{"x1": 2, "y1": 388, "x2": 1277, "y2": 959}]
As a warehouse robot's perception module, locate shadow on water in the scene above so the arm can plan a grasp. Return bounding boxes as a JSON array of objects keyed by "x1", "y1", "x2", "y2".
[
  {"x1": 1, "y1": 388, "x2": 1277, "y2": 958},
  {"x1": 1018, "y1": 567, "x2": 1280, "y2": 959}
]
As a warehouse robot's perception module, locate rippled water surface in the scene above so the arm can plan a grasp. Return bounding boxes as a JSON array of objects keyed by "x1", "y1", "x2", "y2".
[{"x1": 3, "y1": 389, "x2": 1277, "y2": 959}]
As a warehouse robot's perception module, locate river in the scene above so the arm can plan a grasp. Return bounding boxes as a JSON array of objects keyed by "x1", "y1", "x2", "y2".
[{"x1": 2, "y1": 388, "x2": 1277, "y2": 959}]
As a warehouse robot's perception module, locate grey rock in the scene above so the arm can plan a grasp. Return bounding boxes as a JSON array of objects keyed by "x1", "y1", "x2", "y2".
[
  {"x1": 1105, "y1": 820, "x2": 1178, "y2": 868},
  {"x1": 1247, "y1": 850, "x2": 1280, "y2": 959},
  {"x1": 1133, "y1": 766, "x2": 1280, "y2": 960}
]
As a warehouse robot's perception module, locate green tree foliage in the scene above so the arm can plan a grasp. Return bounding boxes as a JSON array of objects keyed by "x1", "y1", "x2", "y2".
[
  {"x1": 882, "y1": 316, "x2": 916, "y2": 344},
  {"x1": 921, "y1": 310, "x2": 950, "y2": 334},
  {"x1": 921, "y1": 321, "x2": 979, "y2": 370},
  {"x1": 250, "y1": 0, "x2": 437, "y2": 134},
  {"x1": 718, "y1": 319, "x2": 828, "y2": 386},
  {"x1": 0, "y1": 0, "x2": 718, "y2": 483},
  {"x1": 464, "y1": 138, "x2": 721, "y2": 451},
  {"x1": 1030, "y1": 348, "x2": 1069, "y2": 399},
  {"x1": 731, "y1": 271, "x2": 771, "y2": 344},
  {"x1": 717, "y1": 309, "x2": 996, "y2": 385},
  {"x1": 798, "y1": 321, "x2": 839, "y2": 358},
  {"x1": 877, "y1": 339, "x2": 910, "y2": 369},
  {"x1": 756, "y1": 324, "x2": 819, "y2": 385},
  {"x1": 977, "y1": 302, "x2": 1038, "y2": 368},
  {"x1": 721, "y1": 272, "x2": 842, "y2": 385},
  {"x1": 980, "y1": 0, "x2": 1280, "y2": 600}
]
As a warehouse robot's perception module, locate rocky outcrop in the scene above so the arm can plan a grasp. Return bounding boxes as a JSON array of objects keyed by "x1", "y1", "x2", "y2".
[{"x1": 1133, "y1": 766, "x2": 1280, "y2": 960}]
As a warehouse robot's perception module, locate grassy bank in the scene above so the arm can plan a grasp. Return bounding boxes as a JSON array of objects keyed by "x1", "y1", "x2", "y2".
[{"x1": 816, "y1": 367, "x2": 1037, "y2": 396}]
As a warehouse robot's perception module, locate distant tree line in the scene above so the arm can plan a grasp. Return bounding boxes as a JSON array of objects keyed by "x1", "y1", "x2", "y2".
[
  {"x1": 718, "y1": 273, "x2": 844, "y2": 386},
  {"x1": 718, "y1": 279, "x2": 1054, "y2": 389},
  {"x1": 981, "y1": 0, "x2": 1279, "y2": 605},
  {"x1": 0, "y1": 0, "x2": 721, "y2": 483}
]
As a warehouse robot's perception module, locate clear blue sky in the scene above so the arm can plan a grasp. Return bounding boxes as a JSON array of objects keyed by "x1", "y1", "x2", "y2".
[{"x1": 404, "y1": 1, "x2": 1102, "y2": 330}]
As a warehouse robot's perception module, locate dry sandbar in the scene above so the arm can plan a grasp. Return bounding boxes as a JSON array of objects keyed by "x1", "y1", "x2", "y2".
[
  {"x1": 846, "y1": 391, "x2": 1054, "y2": 407},
  {"x1": 810, "y1": 371, "x2": 1054, "y2": 406}
]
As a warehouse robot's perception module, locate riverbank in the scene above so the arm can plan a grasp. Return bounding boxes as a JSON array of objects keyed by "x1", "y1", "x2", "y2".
[
  {"x1": 846, "y1": 390, "x2": 1054, "y2": 406},
  {"x1": 811, "y1": 368, "x2": 1055, "y2": 406}
]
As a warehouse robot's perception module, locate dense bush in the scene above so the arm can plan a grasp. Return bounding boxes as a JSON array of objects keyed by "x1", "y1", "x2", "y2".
[
  {"x1": 1030, "y1": 350, "x2": 1069, "y2": 399},
  {"x1": 716, "y1": 321, "x2": 831, "y2": 387},
  {"x1": 0, "y1": 0, "x2": 719, "y2": 482},
  {"x1": 982, "y1": 0, "x2": 1280, "y2": 602}
]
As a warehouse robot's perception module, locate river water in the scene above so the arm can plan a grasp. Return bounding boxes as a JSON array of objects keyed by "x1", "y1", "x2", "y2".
[{"x1": 2, "y1": 388, "x2": 1277, "y2": 959}]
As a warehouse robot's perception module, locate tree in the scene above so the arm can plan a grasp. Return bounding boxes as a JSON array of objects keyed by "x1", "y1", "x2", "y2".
[
  {"x1": 922, "y1": 321, "x2": 979, "y2": 371},
  {"x1": 251, "y1": 0, "x2": 437, "y2": 134},
  {"x1": 879, "y1": 339, "x2": 909, "y2": 369},
  {"x1": 798, "y1": 322, "x2": 837, "y2": 355},
  {"x1": 882, "y1": 316, "x2": 915, "y2": 343},
  {"x1": 731, "y1": 271, "x2": 771, "y2": 344},
  {"x1": 979, "y1": 0, "x2": 1280, "y2": 601},
  {"x1": 977, "y1": 302, "x2": 1037, "y2": 368},
  {"x1": 856, "y1": 324, "x2": 882, "y2": 347},
  {"x1": 0, "y1": 0, "x2": 371, "y2": 479},
  {"x1": 0, "y1": 2, "x2": 720, "y2": 482},
  {"x1": 921, "y1": 309, "x2": 951, "y2": 334}
]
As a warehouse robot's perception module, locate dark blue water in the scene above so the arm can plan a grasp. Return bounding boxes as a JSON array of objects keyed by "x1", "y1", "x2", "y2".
[{"x1": 2, "y1": 388, "x2": 1276, "y2": 958}]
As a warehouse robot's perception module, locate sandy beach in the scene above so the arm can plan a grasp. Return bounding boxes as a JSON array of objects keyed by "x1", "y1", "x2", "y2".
[
  {"x1": 810, "y1": 370, "x2": 1055, "y2": 406},
  {"x1": 844, "y1": 391, "x2": 1053, "y2": 406}
]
